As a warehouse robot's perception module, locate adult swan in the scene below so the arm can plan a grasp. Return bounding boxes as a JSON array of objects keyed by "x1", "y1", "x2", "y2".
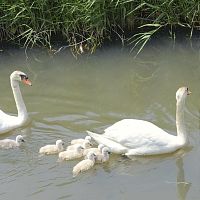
[
  {"x1": 0, "y1": 71, "x2": 32, "y2": 134},
  {"x1": 87, "y1": 87, "x2": 191, "y2": 156}
]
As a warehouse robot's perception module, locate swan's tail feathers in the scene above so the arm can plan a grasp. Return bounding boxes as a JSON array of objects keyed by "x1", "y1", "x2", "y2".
[
  {"x1": 87, "y1": 130, "x2": 114, "y2": 148},
  {"x1": 86, "y1": 131, "x2": 102, "y2": 144},
  {"x1": 86, "y1": 130, "x2": 128, "y2": 154},
  {"x1": 86, "y1": 130, "x2": 95, "y2": 135}
]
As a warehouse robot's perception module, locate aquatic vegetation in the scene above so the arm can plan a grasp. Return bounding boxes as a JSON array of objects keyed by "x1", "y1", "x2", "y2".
[{"x1": 0, "y1": 0, "x2": 199, "y2": 55}]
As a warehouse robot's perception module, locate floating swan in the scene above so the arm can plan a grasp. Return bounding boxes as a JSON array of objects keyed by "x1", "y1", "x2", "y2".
[
  {"x1": 0, "y1": 71, "x2": 32, "y2": 134},
  {"x1": 70, "y1": 136, "x2": 92, "y2": 145},
  {"x1": 73, "y1": 151, "x2": 96, "y2": 177},
  {"x1": 58, "y1": 145, "x2": 84, "y2": 160},
  {"x1": 0, "y1": 135, "x2": 25, "y2": 149},
  {"x1": 67, "y1": 140, "x2": 92, "y2": 151},
  {"x1": 39, "y1": 140, "x2": 64, "y2": 155},
  {"x1": 87, "y1": 87, "x2": 191, "y2": 156},
  {"x1": 95, "y1": 147, "x2": 111, "y2": 163},
  {"x1": 83, "y1": 144, "x2": 104, "y2": 156}
]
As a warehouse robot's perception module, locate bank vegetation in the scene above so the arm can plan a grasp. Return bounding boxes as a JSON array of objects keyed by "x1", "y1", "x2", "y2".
[{"x1": 0, "y1": 0, "x2": 200, "y2": 56}]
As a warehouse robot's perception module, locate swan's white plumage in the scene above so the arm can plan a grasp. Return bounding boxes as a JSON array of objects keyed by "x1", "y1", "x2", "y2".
[
  {"x1": 67, "y1": 140, "x2": 92, "y2": 151},
  {"x1": 0, "y1": 135, "x2": 25, "y2": 149},
  {"x1": 72, "y1": 152, "x2": 96, "y2": 177},
  {"x1": 83, "y1": 144, "x2": 104, "y2": 156},
  {"x1": 58, "y1": 145, "x2": 84, "y2": 160},
  {"x1": 0, "y1": 71, "x2": 31, "y2": 134},
  {"x1": 39, "y1": 140, "x2": 64, "y2": 155},
  {"x1": 70, "y1": 136, "x2": 91, "y2": 145},
  {"x1": 87, "y1": 87, "x2": 191, "y2": 156}
]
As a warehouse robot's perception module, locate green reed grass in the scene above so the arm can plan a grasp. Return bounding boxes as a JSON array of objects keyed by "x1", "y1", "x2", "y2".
[{"x1": 0, "y1": 0, "x2": 199, "y2": 56}]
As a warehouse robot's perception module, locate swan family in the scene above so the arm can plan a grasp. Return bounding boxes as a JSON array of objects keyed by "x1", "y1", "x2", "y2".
[
  {"x1": 87, "y1": 87, "x2": 191, "y2": 156},
  {"x1": 0, "y1": 70, "x2": 193, "y2": 176}
]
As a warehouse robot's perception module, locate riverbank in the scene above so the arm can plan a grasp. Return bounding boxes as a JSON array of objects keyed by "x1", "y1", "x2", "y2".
[{"x1": 1, "y1": 1, "x2": 200, "y2": 56}]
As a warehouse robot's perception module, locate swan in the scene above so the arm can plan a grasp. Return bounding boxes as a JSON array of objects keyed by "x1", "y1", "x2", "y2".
[
  {"x1": 87, "y1": 87, "x2": 191, "y2": 156},
  {"x1": 58, "y1": 145, "x2": 84, "y2": 160},
  {"x1": 70, "y1": 136, "x2": 92, "y2": 145},
  {"x1": 67, "y1": 140, "x2": 92, "y2": 151},
  {"x1": 0, "y1": 135, "x2": 25, "y2": 149},
  {"x1": 72, "y1": 151, "x2": 96, "y2": 177},
  {"x1": 83, "y1": 144, "x2": 104, "y2": 156},
  {"x1": 39, "y1": 140, "x2": 65, "y2": 155},
  {"x1": 0, "y1": 71, "x2": 32, "y2": 134},
  {"x1": 95, "y1": 147, "x2": 111, "y2": 163}
]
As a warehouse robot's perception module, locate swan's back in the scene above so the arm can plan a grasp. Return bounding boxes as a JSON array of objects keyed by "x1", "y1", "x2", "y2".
[
  {"x1": 103, "y1": 119, "x2": 176, "y2": 148},
  {"x1": 105, "y1": 119, "x2": 166, "y2": 133}
]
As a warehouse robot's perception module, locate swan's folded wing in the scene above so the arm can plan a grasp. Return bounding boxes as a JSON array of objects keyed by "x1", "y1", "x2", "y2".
[
  {"x1": 103, "y1": 119, "x2": 176, "y2": 149},
  {"x1": 0, "y1": 110, "x2": 19, "y2": 133}
]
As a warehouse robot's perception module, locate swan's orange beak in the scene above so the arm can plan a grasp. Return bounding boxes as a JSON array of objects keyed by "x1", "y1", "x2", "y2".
[{"x1": 22, "y1": 79, "x2": 32, "y2": 86}]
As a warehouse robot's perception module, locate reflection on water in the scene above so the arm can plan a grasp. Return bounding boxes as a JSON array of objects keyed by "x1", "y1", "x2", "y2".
[
  {"x1": 0, "y1": 43, "x2": 200, "y2": 199},
  {"x1": 176, "y1": 157, "x2": 191, "y2": 200}
]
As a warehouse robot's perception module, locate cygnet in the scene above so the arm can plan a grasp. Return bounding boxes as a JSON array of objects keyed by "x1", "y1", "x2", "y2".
[
  {"x1": 67, "y1": 140, "x2": 92, "y2": 151},
  {"x1": 0, "y1": 135, "x2": 25, "y2": 149},
  {"x1": 70, "y1": 136, "x2": 91, "y2": 145},
  {"x1": 59, "y1": 145, "x2": 84, "y2": 160},
  {"x1": 39, "y1": 140, "x2": 64, "y2": 155},
  {"x1": 72, "y1": 151, "x2": 96, "y2": 177},
  {"x1": 83, "y1": 144, "x2": 104, "y2": 156},
  {"x1": 96, "y1": 147, "x2": 111, "y2": 163}
]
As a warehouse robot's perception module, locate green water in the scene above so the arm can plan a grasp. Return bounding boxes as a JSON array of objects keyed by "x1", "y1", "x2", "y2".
[{"x1": 0, "y1": 44, "x2": 200, "y2": 200}]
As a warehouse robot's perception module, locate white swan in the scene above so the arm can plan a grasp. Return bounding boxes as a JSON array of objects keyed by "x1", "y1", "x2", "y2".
[
  {"x1": 67, "y1": 140, "x2": 92, "y2": 151},
  {"x1": 87, "y1": 87, "x2": 191, "y2": 156},
  {"x1": 58, "y1": 145, "x2": 84, "y2": 160},
  {"x1": 72, "y1": 151, "x2": 96, "y2": 177},
  {"x1": 39, "y1": 140, "x2": 65, "y2": 155},
  {"x1": 96, "y1": 147, "x2": 111, "y2": 163},
  {"x1": 0, "y1": 71, "x2": 32, "y2": 134},
  {"x1": 70, "y1": 136, "x2": 92, "y2": 145},
  {"x1": 0, "y1": 135, "x2": 25, "y2": 149}
]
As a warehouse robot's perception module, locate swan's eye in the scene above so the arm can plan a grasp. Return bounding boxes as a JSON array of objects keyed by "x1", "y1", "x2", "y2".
[{"x1": 20, "y1": 74, "x2": 28, "y2": 80}]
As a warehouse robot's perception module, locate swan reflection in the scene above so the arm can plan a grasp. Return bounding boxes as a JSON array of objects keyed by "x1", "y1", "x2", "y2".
[{"x1": 176, "y1": 157, "x2": 191, "y2": 200}]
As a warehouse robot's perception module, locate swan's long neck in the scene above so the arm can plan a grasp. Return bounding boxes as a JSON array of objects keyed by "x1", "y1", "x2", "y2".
[
  {"x1": 176, "y1": 99, "x2": 188, "y2": 145},
  {"x1": 11, "y1": 79, "x2": 28, "y2": 120}
]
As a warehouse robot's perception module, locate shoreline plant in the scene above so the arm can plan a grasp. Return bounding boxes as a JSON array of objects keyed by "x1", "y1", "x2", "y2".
[{"x1": 0, "y1": 0, "x2": 199, "y2": 56}]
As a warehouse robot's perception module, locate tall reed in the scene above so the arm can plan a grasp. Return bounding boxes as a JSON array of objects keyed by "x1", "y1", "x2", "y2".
[{"x1": 0, "y1": 0, "x2": 199, "y2": 55}]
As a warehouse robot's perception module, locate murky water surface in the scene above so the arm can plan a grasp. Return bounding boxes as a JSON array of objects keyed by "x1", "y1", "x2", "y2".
[{"x1": 0, "y1": 43, "x2": 200, "y2": 200}]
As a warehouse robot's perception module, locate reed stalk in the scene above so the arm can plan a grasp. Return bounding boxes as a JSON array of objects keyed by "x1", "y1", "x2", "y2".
[{"x1": 0, "y1": 0, "x2": 199, "y2": 55}]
